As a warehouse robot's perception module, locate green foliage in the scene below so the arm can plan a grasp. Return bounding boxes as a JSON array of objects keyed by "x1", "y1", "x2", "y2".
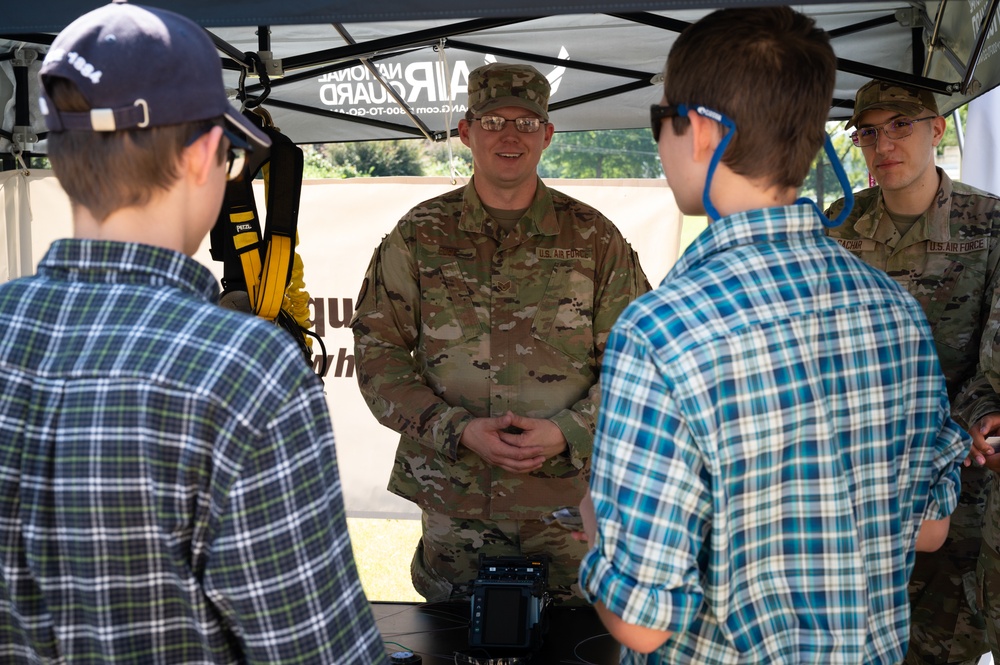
[
  {"x1": 326, "y1": 140, "x2": 425, "y2": 177},
  {"x1": 300, "y1": 129, "x2": 664, "y2": 180},
  {"x1": 301, "y1": 140, "x2": 424, "y2": 179},
  {"x1": 298, "y1": 106, "x2": 973, "y2": 192},
  {"x1": 538, "y1": 129, "x2": 662, "y2": 178},
  {"x1": 938, "y1": 104, "x2": 967, "y2": 153},
  {"x1": 421, "y1": 139, "x2": 473, "y2": 178},
  {"x1": 301, "y1": 144, "x2": 359, "y2": 179},
  {"x1": 800, "y1": 122, "x2": 871, "y2": 211}
]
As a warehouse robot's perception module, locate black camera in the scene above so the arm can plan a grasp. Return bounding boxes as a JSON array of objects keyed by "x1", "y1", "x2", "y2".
[{"x1": 468, "y1": 555, "x2": 550, "y2": 652}]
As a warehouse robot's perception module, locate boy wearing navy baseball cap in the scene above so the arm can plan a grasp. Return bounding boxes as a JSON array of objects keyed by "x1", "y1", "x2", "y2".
[{"x1": 0, "y1": 3, "x2": 388, "y2": 663}]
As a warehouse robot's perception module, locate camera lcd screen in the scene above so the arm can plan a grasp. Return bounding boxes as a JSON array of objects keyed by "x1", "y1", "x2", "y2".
[{"x1": 482, "y1": 586, "x2": 527, "y2": 646}]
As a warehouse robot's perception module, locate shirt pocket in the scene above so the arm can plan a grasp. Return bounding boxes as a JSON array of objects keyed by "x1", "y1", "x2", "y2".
[
  {"x1": 530, "y1": 263, "x2": 594, "y2": 363},
  {"x1": 911, "y1": 257, "x2": 985, "y2": 354},
  {"x1": 420, "y1": 260, "x2": 483, "y2": 349}
]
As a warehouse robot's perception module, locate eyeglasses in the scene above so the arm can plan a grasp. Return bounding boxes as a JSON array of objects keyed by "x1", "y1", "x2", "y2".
[
  {"x1": 648, "y1": 102, "x2": 736, "y2": 221},
  {"x1": 187, "y1": 123, "x2": 250, "y2": 181},
  {"x1": 850, "y1": 116, "x2": 936, "y2": 147},
  {"x1": 650, "y1": 103, "x2": 684, "y2": 143},
  {"x1": 473, "y1": 115, "x2": 547, "y2": 133},
  {"x1": 220, "y1": 127, "x2": 249, "y2": 181}
]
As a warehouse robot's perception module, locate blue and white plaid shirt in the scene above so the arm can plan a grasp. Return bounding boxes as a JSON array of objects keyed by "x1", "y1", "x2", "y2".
[
  {"x1": 580, "y1": 204, "x2": 967, "y2": 664},
  {"x1": 0, "y1": 240, "x2": 387, "y2": 664}
]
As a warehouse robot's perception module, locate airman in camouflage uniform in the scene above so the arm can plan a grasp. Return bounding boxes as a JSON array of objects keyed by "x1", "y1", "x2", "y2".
[
  {"x1": 350, "y1": 62, "x2": 649, "y2": 604},
  {"x1": 977, "y1": 476, "x2": 1000, "y2": 662},
  {"x1": 826, "y1": 79, "x2": 1000, "y2": 665},
  {"x1": 978, "y1": 270, "x2": 1000, "y2": 662}
]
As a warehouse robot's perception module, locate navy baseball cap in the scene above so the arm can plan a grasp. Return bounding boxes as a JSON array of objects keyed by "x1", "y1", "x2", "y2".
[{"x1": 39, "y1": 0, "x2": 270, "y2": 150}]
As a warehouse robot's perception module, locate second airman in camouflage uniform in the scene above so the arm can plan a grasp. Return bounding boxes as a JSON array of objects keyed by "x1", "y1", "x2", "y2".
[
  {"x1": 977, "y1": 276, "x2": 1000, "y2": 662},
  {"x1": 975, "y1": 473, "x2": 1000, "y2": 662},
  {"x1": 351, "y1": 62, "x2": 649, "y2": 604},
  {"x1": 826, "y1": 79, "x2": 1000, "y2": 665}
]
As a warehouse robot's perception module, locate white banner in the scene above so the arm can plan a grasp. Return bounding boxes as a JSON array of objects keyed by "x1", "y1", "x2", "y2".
[
  {"x1": 15, "y1": 173, "x2": 682, "y2": 518},
  {"x1": 962, "y1": 85, "x2": 1000, "y2": 196}
]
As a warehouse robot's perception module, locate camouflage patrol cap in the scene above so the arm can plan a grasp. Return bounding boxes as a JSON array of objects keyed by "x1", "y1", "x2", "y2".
[
  {"x1": 467, "y1": 63, "x2": 550, "y2": 121},
  {"x1": 845, "y1": 79, "x2": 939, "y2": 129}
]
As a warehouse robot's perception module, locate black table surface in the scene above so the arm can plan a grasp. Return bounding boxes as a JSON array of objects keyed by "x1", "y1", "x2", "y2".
[{"x1": 373, "y1": 600, "x2": 621, "y2": 664}]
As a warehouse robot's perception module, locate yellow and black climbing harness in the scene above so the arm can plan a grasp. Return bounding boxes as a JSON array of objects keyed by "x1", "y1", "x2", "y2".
[{"x1": 209, "y1": 108, "x2": 327, "y2": 377}]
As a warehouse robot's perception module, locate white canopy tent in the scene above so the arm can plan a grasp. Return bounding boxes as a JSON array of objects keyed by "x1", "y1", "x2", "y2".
[{"x1": 2, "y1": 2, "x2": 1000, "y2": 149}]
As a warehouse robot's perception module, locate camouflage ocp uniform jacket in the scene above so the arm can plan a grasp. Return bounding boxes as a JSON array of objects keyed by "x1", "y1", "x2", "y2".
[
  {"x1": 826, "y1": 169, "x2": 1000, "y2": 661},
  {"x1": 351, "y1": 177, "x2": 649, "y2": 520},
  {"x1": 826, "y1": 168, "x2": 1000, "y2": 427}
]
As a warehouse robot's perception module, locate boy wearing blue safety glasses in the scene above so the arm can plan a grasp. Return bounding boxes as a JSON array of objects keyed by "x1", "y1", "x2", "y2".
[{"x1": 576, "y1": 7, "x2": 968, "y2": 664}]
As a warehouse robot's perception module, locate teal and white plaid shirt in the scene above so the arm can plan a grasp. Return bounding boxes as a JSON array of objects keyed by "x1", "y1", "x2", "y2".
[{"x1": 581, "y1": 204, "x2": 968, "y2": 665}]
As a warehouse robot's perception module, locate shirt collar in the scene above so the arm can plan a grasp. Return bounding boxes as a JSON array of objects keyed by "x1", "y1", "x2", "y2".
[
  {"x1": 37, "y1": 239, "x2": 220, "y2": 302},
  {"x1": 668, "y1": 203, "x2": 825, "y2": 281},
  {"x1": 459, "y1": 177, "x2": 561, "y2": 237},
  {"x1": 854, "y1": 167, "x2": 952, "y2": 243}
]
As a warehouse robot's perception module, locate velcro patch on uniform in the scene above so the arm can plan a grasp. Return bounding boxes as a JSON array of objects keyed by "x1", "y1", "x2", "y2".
[
  {"x1": 833, "y1": 238, "x2": 876, "y2": 252},
  {"x1": 537, "y1": 248, "x2": 593, "y2": 260},
  {"x1": 927, "y1": 239, "x2": 986, "y2": 254},
  {"x1": 437, "y1": 247, "x2": 477, "y2": 259}
]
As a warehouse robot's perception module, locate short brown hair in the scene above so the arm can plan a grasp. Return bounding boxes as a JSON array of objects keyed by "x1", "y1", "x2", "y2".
[
  {"x1": 664, "y1": 7, "x2": 836, "y2": 190},
  {"x1": 45, "y1": 78, "x2": 220, "y2": 221}
]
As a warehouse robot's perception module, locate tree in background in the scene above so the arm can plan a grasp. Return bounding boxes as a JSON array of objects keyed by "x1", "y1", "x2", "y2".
[
  {"x1": 302, "y1": 144, "x2": 360, "y2": 178},
  {"x1": 302, "y1": 130, "x2": 664, "y2": 180},
  {"x1": 421, "y1": 139, "x2": 473, "y2": 178},
  {"x1": 939, "y1": 104, "x2": 967, "y2": 153},
  {"x1": 299, "y1": 107, "x2": 970, "y2": 183},
  {"x1": 326, "y1": 140, "x2": 424, "y2": 177},
  {"x1": 801, "y1": 122, "x2": 869, "y2": 211},
  {"x1": 539, "y1": 129, "x2": 661, "y2": 178},
  {"x1": 302, "y1": 141, "x2": 423, "y2": 178}
]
